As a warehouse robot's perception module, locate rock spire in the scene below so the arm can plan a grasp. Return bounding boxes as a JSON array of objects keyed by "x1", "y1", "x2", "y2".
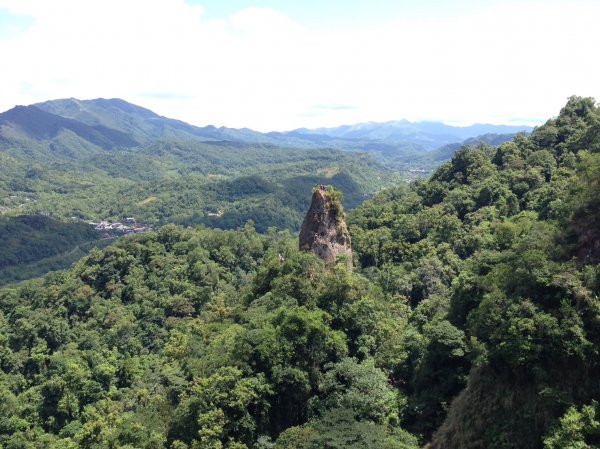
[{"x1": 299, "y1": 186, "x2": 352, "y2": 267}]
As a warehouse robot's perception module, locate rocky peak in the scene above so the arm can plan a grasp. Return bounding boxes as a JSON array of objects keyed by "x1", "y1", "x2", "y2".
[{"x1": 299, "y1": 187, "x2": 352, "y2": 267}]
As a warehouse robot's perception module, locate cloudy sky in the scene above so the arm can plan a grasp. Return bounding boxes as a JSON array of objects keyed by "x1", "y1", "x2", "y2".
[{"x1": 0, "y1": 0, "x2": 598, "y2": 131}]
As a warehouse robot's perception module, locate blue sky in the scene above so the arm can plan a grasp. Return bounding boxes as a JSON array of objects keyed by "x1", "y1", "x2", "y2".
[
  {"x1": 188, "y1": 0, "x2": 412, "y2": 24},
  {"x1": 0, "y1": 0, "x2": 598, "y2": 131},
  {"x1": 0, "y1": 7, "x2": 32, "y2": 38},
  {"x1": 187, "y1": 0, "x2": 529, "y2": 25}
]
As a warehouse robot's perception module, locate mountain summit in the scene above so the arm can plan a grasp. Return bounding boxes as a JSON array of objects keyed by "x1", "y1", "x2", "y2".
[
  {"x1": 34, "y1": 98, "x2": 267, "y2": 144},
  {"x1": 299, "y1": 186, "x2": 352, "y2": 267},
  {"x1": 0, "y1": 97, "x2": 533, "y2": 168}
]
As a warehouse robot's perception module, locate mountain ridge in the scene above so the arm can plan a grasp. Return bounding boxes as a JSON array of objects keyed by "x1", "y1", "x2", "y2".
[
  {"x1": 282, "y1": 119, "x2": 532, "y2": 149},
  {"x1": 28, "y1": 97, "x2": 533, "y2": 151},
  {"x1": 0, "y1": 96, "x2": 597, "y2": 449},
  {"x1": 0, "y1": 104, "x2": 139, "y2": 150},
  {"x1": 34, "y1": 97, "x2": 268, "y2": 145},
  {"x1": 0, "y1": 98, "x2": 532, "y2": 173}
]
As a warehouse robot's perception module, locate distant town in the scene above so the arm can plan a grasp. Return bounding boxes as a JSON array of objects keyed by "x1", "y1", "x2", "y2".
[{"x1": 88, "y1": 217, "x2": 152, "y2": 239}]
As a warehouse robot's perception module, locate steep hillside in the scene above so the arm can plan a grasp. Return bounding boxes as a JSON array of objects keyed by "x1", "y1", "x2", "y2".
[
  {"x1": 35, "y1": 98, "x2": 268, "y2": 144},
  {"x1": 348, "y1": 96, "x2": 600, "y2": 447},
  {"x1": 0, "y1": 105, "x2": 139, "y2": 159},
  {"x1": 0, "y1": 96, "x2": 596, "y2": 449},
  {"x1": 0, "y1": 215, "x2": 106, "y2": 285},
  {"x1": 0, "y1": 223, "x2": 420, "y2": 449}
]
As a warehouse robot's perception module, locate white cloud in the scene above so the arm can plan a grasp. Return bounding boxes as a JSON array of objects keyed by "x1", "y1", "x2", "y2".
[{"x1": 0, "y1": 0, "x2": 599, "y2": 131}]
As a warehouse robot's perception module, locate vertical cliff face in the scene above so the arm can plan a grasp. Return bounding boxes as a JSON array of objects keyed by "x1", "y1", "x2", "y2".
[{"x1": 299, "y1": 188, "x2": 352, "y2": 267}]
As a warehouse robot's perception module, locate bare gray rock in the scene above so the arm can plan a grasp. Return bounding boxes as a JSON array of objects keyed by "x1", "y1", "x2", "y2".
[{"x1": 299, "y1": 188, "x2": 352, "y2": 267}]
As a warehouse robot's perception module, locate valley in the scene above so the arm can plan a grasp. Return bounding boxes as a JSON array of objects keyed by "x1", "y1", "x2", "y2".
[
  {"x1": 1, "y1": 0, "x2": 596, "y2": 447},
  {"x1": 0, "y1": 96, "x2": 598, "y2": 449},
  {"x1": 0, "y1": 98, "x2": 527, "y2": 285}
]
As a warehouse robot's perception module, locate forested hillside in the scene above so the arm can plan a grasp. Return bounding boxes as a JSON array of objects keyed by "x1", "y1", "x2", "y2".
[
  {"x1": 0, "y1": 215, "x2": 108, "y2": 285},
  {"x1": 1, "y1": 142, "x2": 388, "y2": 229},
  {"x1": 0, "y1": 96, "x2": 598, "y2": 449},
  {"x1": 0, "y1": 140, "x2": 389, "y2": 285},
  {"x1": 348, "y1": 96, "x2": 600, "y2": 447},
  {"x1": 0, "y1": 223, "x2": 419, "y2": 449},
  {"x1": 0, "y1": 98, "x2": 526, "y2": 237},
  {"x1": 0, "y1": 99, "x2": 398, "y2": 229},
  {"x1": 0, "y1": 99, "x2": 399, "y2": 285}
]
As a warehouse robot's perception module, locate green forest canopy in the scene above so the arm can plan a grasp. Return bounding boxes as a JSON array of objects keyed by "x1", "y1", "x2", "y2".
[
  {"x1": 0, "y1": 96, "x2": 599, "y2": 448},
  {"x1": 0, "y1": 141, "x2": 395, "y2": 285}
]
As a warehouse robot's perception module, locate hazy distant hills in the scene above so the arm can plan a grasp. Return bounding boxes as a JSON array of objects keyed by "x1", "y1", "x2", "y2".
[
  {"x1": 281, "y1": 120, "x2": 532, "y2": 150},
  {"x1": 0, "y1": 99, "x2": 275, "y2": 162},
  {"x1": 412, "y1": 132, "x2": 526, "y2": 165},
  {"x1": 0, "y1": 97, "x2": 531, "y2": 156},
  {"x1": 293, "y1": 119, "x2": 532, "y2": 140},
  {"x1": 0, "y1": 97, "x2": 533, "y2": 172},
  {"x1": 0, "y1": 104, "x2": 136, "y2": 147}
]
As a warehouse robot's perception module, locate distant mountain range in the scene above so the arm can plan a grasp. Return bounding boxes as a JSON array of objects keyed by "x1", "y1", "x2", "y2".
[
  {"x1": 280, "y1": 120, "x2": 532, "y2": 150},
  {"x1": 0, "y1": 98, "x2": 533, "y2": 162},
  {"x1": 0, "y1": 97, "x2": 534, "y2": 282}
]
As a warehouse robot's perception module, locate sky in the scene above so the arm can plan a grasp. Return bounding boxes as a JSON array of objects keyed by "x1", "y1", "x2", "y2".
[{"x1": 0, "y1": 0, "x2": 599, "y2": 131}]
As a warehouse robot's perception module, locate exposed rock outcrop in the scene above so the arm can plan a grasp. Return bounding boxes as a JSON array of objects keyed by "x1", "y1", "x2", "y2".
[{"x1": 299, "y1": 188, "x2": 352, "y2": 267}]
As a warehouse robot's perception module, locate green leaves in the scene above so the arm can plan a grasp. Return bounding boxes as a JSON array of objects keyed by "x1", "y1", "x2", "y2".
[
  {"x1": 274, "y1": 408, "x2": 419, "y2": 449},
  {"x1": 312, "y1": 358, "x2": 399, "y2": 424},
  {"x1": 2, "y1": 96, "x2": 600, "y2": 449},
  {"x1": 172, "y1": 367, "x2": 271, "y2": 448},
  {"x1": 544, "y1": 402, "x2": 600, "y2": 449}
]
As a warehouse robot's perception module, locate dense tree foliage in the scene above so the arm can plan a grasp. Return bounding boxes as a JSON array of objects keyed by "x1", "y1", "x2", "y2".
[
  {"x1": 0, "y1": 216, "x2": 108, "y2": 285},
  {"x1": 348, "y1": 96, "x2": 600, "y2": 447},
  {"x1": 0, "y1": 223, "x2": 420, "y2": 448},
  {"x1": 0, "y1": 96, "x2": 598, "y2": 448},
  {"x1": 0, "y1": 140, "x2": 395, "y2": 284},
  {"x1": 0, "y1": 140, "x2": 395, "y2": 231}
]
